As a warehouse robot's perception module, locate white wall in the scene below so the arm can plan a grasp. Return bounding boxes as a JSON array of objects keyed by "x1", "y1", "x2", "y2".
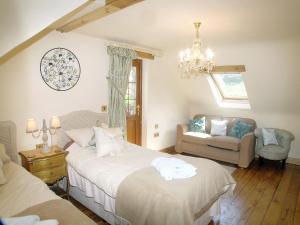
[
  {"x1": 0, "y1": 31, "x2": 109, "y2": 150},
  {"x1": 0, "y1": 31, "x2": 188, "y2": 152},
  {"x1": 142, "y1": 52, "x2": 189, "y2": 150},
  {"x1": 0, "y1": 0, "x2": 87, "y2": 56}
]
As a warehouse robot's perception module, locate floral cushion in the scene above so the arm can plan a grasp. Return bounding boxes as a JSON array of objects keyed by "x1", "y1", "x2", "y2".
[
  {"x1": 188, "y1": 117, "x2": 205, "y2": 133},
  {"x1": 229, "y1": 120, "x2": 252, "y2": 139}
]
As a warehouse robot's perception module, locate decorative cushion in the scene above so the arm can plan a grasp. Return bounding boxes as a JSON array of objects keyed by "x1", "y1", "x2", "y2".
[
  {"x1": 229, "y1": 120, "x2": 253, "y2": 139},
  {"x1": 210, "y1": 120, "x2": 228, "y2": 136},
  {"x1": 94, "y1": 127, "x2": 124, "y2": 157},
  {"x1": 0, "y1": 160, "x2": 6, "y2": 185},
  {"x1": 0, "y1": 143, "x2": 11, "y2": 163},
  {"x1": 188, "y1": 117, "x2": 205, "y2": 133},
  {"x1": 262, "y1": 128, "x2": 278, "y2": 145},
  {"x1": 65, "y1": 128, "x2": 94, "y2": 147}
]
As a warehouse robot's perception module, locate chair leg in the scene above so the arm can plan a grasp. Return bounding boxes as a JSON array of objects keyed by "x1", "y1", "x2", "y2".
[
  {"x1": 281, "y1": 159, "x2": 286, "y2": 169},
  {"x1": 259, "y1": 156, "x2": 263, "y2": 166}
]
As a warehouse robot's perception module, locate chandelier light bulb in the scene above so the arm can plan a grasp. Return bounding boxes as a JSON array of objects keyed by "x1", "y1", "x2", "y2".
[{"x1": 205, "y1": 48, "x2": 214, "y2": 60}]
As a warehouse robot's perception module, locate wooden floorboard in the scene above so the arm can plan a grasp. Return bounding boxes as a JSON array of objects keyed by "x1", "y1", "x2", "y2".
[{"x1": 68, "y1": 160, "x2": 300, "y2": 225}]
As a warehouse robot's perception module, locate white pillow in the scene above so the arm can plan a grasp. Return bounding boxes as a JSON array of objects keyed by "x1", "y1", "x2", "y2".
[
  {"x1": 65, "y1": 128, "x2": 94, "y2": 147},
  {"x1": 210, "y1": 120, "x2": 228, "y2": 136},
  {"x1": 89, "y1": 123, "x2": 111, "y2": 146},
  {"x1": 0, "y1": 143, "x2": 10, "y2": 163},
  {"x1": 262, "y1": 128, "x2": 278, "y2": 145},
  {"x1": 0, "y1": 160, "x2": 6, "y2": 185},
  {"x1": 94, "y1": 127, "x2": 124, "y2": 157}
]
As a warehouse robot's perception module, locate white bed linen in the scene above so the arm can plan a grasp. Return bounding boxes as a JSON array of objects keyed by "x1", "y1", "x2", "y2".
[{"x1": 66, "y1": 142, "x2": 168, "y2": 214}]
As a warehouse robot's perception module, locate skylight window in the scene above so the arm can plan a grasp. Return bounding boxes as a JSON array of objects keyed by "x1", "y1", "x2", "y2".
[
  {"x1": 207, "y1": 72, "x2": 250, "y2": 109},
  {"x1": 212, "y1": 74, "x2": 248, "y2": 100}
]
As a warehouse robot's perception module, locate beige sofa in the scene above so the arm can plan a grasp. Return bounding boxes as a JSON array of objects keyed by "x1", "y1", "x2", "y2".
[{"x1": 175, "y1": 115, "x2": 256, "y2": 168}]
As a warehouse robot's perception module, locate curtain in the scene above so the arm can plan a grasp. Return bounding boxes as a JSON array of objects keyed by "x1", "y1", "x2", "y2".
[{"x1": 107, "y1": 46, "x2": 137, "y2": 138}]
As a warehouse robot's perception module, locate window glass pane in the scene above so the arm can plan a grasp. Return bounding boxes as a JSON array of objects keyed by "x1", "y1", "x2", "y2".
[
  {"x1": 128, "y1": 100, "x2": 136, "y2": 115},
  {"x1": 124, "y1": 89, "x2": 129, "y2": 100},
  {"x1": 128, "y1": 82, "x2": 136, "y2": 100},
  {"x1": 212, "y1": 73, "x2": 248, "y2": 99},
  {"x1": 129, "y1": 67, "x2": 136, "y2": 82}
]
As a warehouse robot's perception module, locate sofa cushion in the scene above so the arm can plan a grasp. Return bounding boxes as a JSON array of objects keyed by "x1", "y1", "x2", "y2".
[
  {"x1": 207, "y1": 136, "x2": 240, "y2": 151},
  {"x1": 182, "y1": 132, "x2": 212, "y2": 145}
]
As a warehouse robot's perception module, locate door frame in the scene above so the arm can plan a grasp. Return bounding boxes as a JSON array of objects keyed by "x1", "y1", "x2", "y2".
[{"x1": 126, "y1": 59, "x2": 142, "y2": 145}]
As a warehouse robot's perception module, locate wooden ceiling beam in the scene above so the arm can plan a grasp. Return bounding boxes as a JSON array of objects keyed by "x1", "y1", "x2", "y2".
[
  {"x1": 57, "y1": 0, "x2": 144, "y2": 33},
  {"x1": 136, "y1": 50, "x2": 154, "y2": 60},
  {"x1": 211, "y1": 65, "x2": 246, "y2": 73},
  {"x1": 0, "y1": 0, "x2": 94, "y2": 65}
]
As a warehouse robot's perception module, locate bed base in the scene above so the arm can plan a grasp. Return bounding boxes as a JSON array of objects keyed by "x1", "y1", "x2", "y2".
[{"x1": 68, "y1": 184, "x2": 220, "y2": 225}]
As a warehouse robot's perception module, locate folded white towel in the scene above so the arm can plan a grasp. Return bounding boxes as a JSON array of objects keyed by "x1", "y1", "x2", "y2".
[
  {"x1": 34, "y1": 220, "x2": 59, "y2": 225},
  {"x1": 1, "y1": 216, "x2": 59, "y2": 225},
  {"x1": 2, "y1": 215, "x2": 40, "y2": 225},
  {"x1": 151, "y1": 157, "x2": 197, "y2": 181}
]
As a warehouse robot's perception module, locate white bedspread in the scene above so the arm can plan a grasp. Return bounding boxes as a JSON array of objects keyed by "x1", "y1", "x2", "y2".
[
  {"x1": 66, "y1": 143, "x2": 169, "y2": 213},
  {"x1": 66, "y1": 143, "x2": 235, "y2": 217}
]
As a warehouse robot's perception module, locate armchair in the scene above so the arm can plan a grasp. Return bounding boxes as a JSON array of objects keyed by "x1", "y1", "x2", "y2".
[{"x1": 254, "y1": 128, "x2": 295, "y2": 168}]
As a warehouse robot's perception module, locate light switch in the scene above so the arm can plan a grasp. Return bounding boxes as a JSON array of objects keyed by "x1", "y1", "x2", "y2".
[
  {"x1": 155, "y1": 124, "x2": 159, "y2": 129},
  {"x1": 154, "y1": 132, "x2": 159, "y2": 138}
]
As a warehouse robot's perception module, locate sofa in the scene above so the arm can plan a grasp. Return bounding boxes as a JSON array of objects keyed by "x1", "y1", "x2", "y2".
[{"x1": 175, "y1": 114, "x2": 256, "y2": 168}]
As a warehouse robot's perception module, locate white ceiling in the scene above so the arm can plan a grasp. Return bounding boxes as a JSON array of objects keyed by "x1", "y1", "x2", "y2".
[{"x1": 75, "y1": 0, "x2": 300, "y2": 50}]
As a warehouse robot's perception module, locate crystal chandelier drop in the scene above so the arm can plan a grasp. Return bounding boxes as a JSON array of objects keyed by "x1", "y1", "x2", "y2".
[{"x1": 178, "y1": 22, "x2": 215, "y2": 78}]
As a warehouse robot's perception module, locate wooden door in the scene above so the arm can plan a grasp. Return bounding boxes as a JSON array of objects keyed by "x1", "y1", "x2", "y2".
[{"x1": 125, "y1": 59, "x2": 142, "y2": 145}]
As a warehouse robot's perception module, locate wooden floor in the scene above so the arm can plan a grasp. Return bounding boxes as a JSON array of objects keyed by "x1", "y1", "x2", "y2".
[{"x1": 70, "y1": 160, "x2": 300, "y2": 225}]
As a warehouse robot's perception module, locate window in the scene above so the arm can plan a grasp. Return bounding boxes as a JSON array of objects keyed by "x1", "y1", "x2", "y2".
[
  {"x1": 212, "y1": 73, "x2": 248, "y2": 100},
  {"x1": 124, "y1": 67, "x2": 137, "y2": 115},
  {"x1": 207, "y1": 73, "x2": 250, "y2": 109}
]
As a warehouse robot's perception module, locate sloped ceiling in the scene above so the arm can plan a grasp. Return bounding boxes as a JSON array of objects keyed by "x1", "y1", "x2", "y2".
[
  {"x1": 75, "y1": 0, "x2": 300, "y2": 50},
  {"x1": 0, "y1": 0, "x2": 93, "y2": 57}
]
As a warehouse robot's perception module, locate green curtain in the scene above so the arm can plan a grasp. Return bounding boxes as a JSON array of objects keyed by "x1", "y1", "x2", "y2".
[{"x1": 107, "y1": 46, "x2": 137, "y2": 138}]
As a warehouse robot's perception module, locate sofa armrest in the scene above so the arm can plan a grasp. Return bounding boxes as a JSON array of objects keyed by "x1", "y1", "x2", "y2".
[
  {"x1": 175, "y1": 124, "x2": 188, "y2": 153},
  {"x1": 238, "y1": 132, "x2": 256, "y2": 168},
  {"x1": 177, "y1": 124, "x2": 188, "y2": 134}
]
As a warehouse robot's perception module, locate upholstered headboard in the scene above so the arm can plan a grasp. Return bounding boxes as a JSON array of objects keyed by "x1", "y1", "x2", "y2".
[
  {"x1": 57, "y1": 110, "x2": 108, "y2": 148},
  {"x1": 0, "y1": 121, "x2": 18, "y2": 163}
]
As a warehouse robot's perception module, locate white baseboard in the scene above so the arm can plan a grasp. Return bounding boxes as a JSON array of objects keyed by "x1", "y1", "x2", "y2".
[{"x1": 287, "y1": 157, "x2": 300, "y2": 166}]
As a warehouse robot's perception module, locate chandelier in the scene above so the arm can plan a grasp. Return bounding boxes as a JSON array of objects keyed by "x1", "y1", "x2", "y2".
[{"x1": 178, "y1": 22, "x2": 215, "y2": 78}]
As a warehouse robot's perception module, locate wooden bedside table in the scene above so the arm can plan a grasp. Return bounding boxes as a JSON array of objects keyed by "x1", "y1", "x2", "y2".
[{"x1": 19, "y1": 146, "x2": 69, "y2": 198}]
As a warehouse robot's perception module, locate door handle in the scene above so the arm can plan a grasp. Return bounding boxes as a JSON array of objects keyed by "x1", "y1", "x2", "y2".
[{"x1": 136, "y1": 105, "x2": 140, "y2": 117}]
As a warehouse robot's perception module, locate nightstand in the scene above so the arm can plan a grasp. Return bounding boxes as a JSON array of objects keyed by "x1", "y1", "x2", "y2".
[{"x1": 19, "y1": 146, "x2": 69, "y2": 198}]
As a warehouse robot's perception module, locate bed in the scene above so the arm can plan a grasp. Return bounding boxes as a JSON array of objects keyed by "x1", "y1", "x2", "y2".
[
  {"x1": 0, "y1": 120, "x2": 97, "y2": 225},
  {"x1": 57, "y1": 111, "x2": 236, "y2": 225}
]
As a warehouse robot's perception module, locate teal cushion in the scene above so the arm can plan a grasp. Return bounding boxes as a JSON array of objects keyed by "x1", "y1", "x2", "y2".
[
  {"x1": 189, "y1": 117, "x2": 205, "y2": 133},
  {"x1": 229, "y1": 120, "x2": 252, "y2": 139}
]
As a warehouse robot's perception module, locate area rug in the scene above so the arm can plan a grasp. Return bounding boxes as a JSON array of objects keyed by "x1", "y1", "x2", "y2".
[{"x1": 221, "y1": 164, "x2": 237, "y2": 174}]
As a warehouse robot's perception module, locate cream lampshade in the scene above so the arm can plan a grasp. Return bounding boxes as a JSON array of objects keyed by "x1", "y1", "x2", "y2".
[
  {"x1": 26, "y1": 119, "x2": 38, "y2": 133},
  {"x1": 50, "y1": 116, "x2": 61, "y2": 129}
]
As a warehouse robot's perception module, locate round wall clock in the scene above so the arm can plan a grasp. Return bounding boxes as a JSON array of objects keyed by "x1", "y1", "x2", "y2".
[{"x1": 40, "y1": 48, "x2": 81, "y2": 91}]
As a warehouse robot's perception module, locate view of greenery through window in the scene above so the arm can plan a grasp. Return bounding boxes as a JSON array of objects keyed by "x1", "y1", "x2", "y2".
[
  {"x1": 124, "y1": 67, "x2": 137, "y2": 115},
  {"x1": 212, "y1": 73, "x2": 248, "y2": 99}
]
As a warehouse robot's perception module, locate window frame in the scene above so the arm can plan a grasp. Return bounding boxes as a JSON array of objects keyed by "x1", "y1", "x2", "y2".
[{"x1": 210, "y1": 72, "x2": 248, "y2": 101}]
